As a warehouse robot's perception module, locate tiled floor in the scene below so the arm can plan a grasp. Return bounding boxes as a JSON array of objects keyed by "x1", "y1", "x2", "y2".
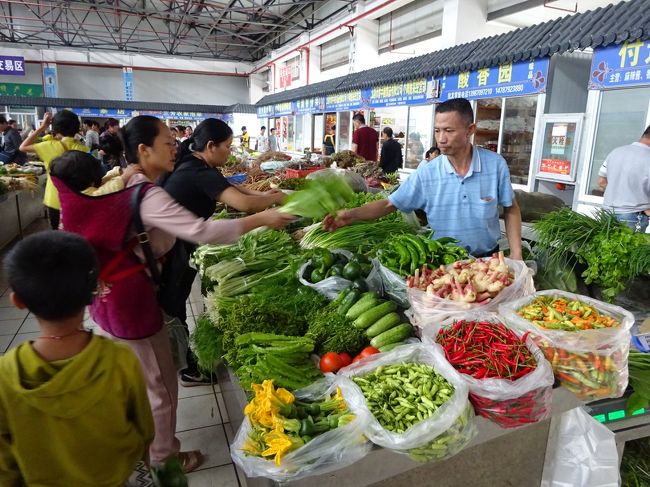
[{"x1": 0, "y1": 220, "x2": 246, "y2": 487}]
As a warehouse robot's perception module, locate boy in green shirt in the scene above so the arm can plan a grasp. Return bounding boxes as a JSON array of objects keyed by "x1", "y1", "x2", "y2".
[{"x1": 0, "y1": 231, "x2": 155, "y2": 486}]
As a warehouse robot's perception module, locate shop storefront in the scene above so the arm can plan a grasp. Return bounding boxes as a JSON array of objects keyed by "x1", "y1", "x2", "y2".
[
  {"x1": 576, "y1": 41, "x2": 650, "y2": 216},
  {"x1": 438, "y1": 58, "x2": 550, "y2": 188}
]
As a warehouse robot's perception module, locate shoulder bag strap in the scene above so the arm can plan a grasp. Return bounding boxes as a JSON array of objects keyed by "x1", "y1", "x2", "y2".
[{"x1": 131, "y1": 182, "x2": 162, "y2": 286}]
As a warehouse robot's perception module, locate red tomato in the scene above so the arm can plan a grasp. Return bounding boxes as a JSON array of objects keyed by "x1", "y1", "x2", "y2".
[
  {"x1": 352, "y1": 355, "x2": 363, "y2": 363},
  {"x1": 319, "y1": 352, "x2": 343, "y2": 373},
  {"x1": 358, "y1": 346, "x2": 380, "y2": 358},
  {"x1": 339, "y1": 352, "x2": 352, "y2": 366}
]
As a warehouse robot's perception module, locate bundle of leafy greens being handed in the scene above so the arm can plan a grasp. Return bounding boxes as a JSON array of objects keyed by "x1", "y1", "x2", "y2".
[{"x1": 279, "y1": 174, "x2": 354, "y2": 220}]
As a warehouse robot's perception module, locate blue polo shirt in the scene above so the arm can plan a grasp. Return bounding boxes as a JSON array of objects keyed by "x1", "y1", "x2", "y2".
[{"x1": 389, "y1": 147, "x2": 514, "y2": 255}]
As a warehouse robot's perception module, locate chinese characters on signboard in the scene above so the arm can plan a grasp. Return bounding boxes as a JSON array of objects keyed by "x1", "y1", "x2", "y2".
[
  {"x1": 538, "y1": 121, "x2": 578, "y2": 180},
  {"x1": 0, "y1": 56, "x2": 26, "y2": 76},
  {"x1": 279, "y1": 66, "x2": 292, "y2": 89},
  {"x1": 440, "y1": 59, "x2": 549, "y2": 101},
  {"x1": 589, "y1": 41, "x2": 650, "y2": 89},
  {"x1": 123, "y1": 67, "x2": 134, "y2": 101}
]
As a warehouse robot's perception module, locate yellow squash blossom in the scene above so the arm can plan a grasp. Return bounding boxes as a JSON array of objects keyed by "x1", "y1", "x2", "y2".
[{"x1": 261, "y1": 430, "x2": 304, "y2": 465}]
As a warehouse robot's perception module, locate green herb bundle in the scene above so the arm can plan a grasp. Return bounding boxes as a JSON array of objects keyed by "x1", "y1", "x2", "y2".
[
  {"x1": 280, "y1": 174, "x2": 354, "y2": 220},
  {"x1": 534, "y1": 208, "x2": 650, "y2": 301}
]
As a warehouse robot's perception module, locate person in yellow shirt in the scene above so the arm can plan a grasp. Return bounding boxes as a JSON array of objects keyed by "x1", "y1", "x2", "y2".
[
  {"x1": 240, "y1": 126, "x2": 250, "y2": 150},
  {"x1": 20, "y1": 110, "x2": 89, "y2": 229},
  {"x1": 0, "y1": 231, "x2": 154, "y2": 487}
]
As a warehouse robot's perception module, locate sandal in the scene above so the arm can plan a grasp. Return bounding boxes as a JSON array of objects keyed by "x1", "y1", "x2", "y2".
[{"x1": 178, "y1": 450, "x2": 204, "y2": 473}]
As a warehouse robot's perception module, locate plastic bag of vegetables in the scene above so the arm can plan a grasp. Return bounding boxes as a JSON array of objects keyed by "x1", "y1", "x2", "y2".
[
  {"x1": 336, "y1": 343, "x2": 476, "y2": 461},
  {"x1": 499, "y1": 290, "x2": 635, "y2": 401},
  {"x1": 230, "y1": 377, "x2": 372, "y2": 482},
  {"x1": 298, "y1": 249, "x2": 382, "y2": 300},
  {"x1": 407, "y1": 256, "x2": 535, "y2": 327},
  {"x1": 422, "y1": 311, "x2": 554, "y2": 428},
  {"x1": 376, "y1": 260, "x2": 409, "y2": 308}
]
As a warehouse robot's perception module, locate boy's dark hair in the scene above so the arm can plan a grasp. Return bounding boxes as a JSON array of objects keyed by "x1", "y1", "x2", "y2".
[
  {"x1": 50, "y1": 150, "x2": 104, "y2": 192},
  {"x1": 353, "y1": 113, "x2": 366, "y2": 124},
  {"x1": 4, "y1": 231, "x2": 98, "y2": 320},
  {"x1": 241, "y1": 126, "x2": 247, "y2": 131},
  {"x1": 270, "y1": 128, "x2": 275, "y2": 133},
  {"x1": 83, "y1": 119, "x2": 96, "y2": 128},
  {"x1": 383, "y1": 127, "x2": 393, "y2": 138},
  {"x1": 436, "y1": 98, "x2": 474, "y2": 125},
  {"x1": 260, "y1": 126, "x2": 266, "y2": 130},
  {"x1": 52, "y1": 110, "x2": 81, "y2": 137},
  {"x1": 99, "y1": 132, "x2": 123, "y2": 158},
  {"x1": 643, "y1": 125, "x2": 650, "y2": 138}
]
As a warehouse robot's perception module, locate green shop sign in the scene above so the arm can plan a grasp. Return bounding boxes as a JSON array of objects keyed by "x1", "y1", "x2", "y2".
[{"x1": 0, "y1": 83, "x2": 44, "y2": 97}]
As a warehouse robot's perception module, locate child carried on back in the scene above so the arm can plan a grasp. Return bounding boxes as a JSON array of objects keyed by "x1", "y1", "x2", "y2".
[{"x1": 50, "y1": 150, "x2": 141, "y2": 196}]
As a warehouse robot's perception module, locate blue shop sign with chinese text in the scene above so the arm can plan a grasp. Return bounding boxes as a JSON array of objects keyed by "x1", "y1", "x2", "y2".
[
  {"x1": 440, "y1": 59, "x2": 549, "y2": 101},
  {"x1": 589, "y1": 41, "x2": 650, "y2": 89},
  {"x1": 366, "y1": 78, "x2": 437, "y2": 107},
  {"x1": 295, "y1": 96, "x2": 325, "y2": 114},
  {"x1": 62, "y1": 107, "x2": 133, "y2": 118},
  {"x1": 257, "y1": 104, "x2": 274, "y2": 117},
  {"x1": 274, "y1": 102, "x2": 294, "y2": 116},
  {"x1": 0, "y1": 56, "x2": 26, "y2": 76},
  {"x1": 325, "y1": 90, "x2": 363, "y2": 111}
]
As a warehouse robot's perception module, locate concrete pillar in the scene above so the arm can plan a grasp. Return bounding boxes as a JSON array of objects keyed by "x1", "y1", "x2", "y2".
[
  {"x1": 441, "y1": 0, "x2": 488, "y2": 47},
  {"x1": 351, "y1": 19, "x2": 379, "y2": 73}
]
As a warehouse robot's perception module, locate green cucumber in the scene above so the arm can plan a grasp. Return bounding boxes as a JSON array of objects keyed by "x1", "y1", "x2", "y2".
[
  {"x1": 337, "y1": 289, "x2": 361, "y2": 316},
  {"x1": 345, "y1": 292, "x2": 380, "y2": 320},
  {"x1": 370, "y1": 323, "x2": 413, "y2": 348},
  {"x1": 331, "y1": 287, "x2": 352, "y2": 307},
  {"x1": 378, "y1": 342, "x2": 405, "y2": 353},
  {"x1": 353, "y1": 301, "x2": 397, "y2": 329},
  {"x1": 365, "y1": 312, "x2": 401, "y2": 338}
]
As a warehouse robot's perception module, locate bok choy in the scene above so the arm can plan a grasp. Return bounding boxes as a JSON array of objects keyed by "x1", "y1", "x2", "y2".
[{"x1": 279, "y1": 174, "x2": 354, "y2": 220}]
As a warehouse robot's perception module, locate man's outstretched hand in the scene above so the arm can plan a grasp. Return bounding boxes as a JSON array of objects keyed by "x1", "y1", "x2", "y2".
[{"x1": 322, "y1": 210, "x2": 354, "y2": 231}]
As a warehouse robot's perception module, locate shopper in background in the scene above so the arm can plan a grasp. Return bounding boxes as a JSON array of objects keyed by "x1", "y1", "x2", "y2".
[
  {"x1": 256, "y1": 125, "x2": 270, "y2": 152},
  {"x1": 408, "y1": 133, "x2": 425, "y2": 165},
  {"x1": 379, "y1": 127, "x2": 403, "y2": 173},
  {"x1": 105, "y1": 118, "x2": 120, "y2": 136},
  {"x1": 323, "y1": 125, "x2": 336, "y2": 156},
  {"x1": 421, "y1": 146, "x2": 441, "y2": 165},
  {"x1": 269, "y1": 127, "x2": 279, "y2": 151},
  {"x1": 0, "y1": 116, "x2": 27, "y2": 164},
  {"x1": 0, "y1": 231, "x2": 154, "y2": 486},
  {"x1": 175, "y1": 125, "x2": 187, "y2": 143},
  {"x1": 240, "y1": 126, "x2": 250, "y2": 149},
  {"x1": 351, "y1": 113, "x2": 379, "y2": 161},
  {"x1": 83, "y1": 119, "x2": 100, "y2": 154},
  {"x1": 162, "y1": 118, "x2": 286, "y2": 385},
  {"x1": 56, "y1": 115, "x2": 293, "y2": 472},
  {"x1": 185, "y1": 126, "x2": 193, "y2": 138},
  {"x1": 598, "y1": 125, "x2": 650, "y2": 233},
  {"x1": 8, "y1": 119, "x2": 17, "y2": 130},
  {"x1": 20, "y1": 110, "x2": 89, "y2": 230},
  {"x1": 324, "y1": 98, "x2": 523, "y2": 259}
]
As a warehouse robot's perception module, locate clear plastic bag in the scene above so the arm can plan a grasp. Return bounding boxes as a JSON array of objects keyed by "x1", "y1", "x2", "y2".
[
  {"x1": 376, "y1": 260, "x2": 409, "y2": 308},
  {"x1": 230, "y1": 377, "x2": 372, "y2": 482},
  {"x1": 422, "y1": 312, "x2": 554, "y2": 427},
  {"x1": 336, "y1": 343, "x2": 476, "y2": 461},
  {"x1": 407, "y1": 257, "x2": 535, "y2": 327},
  {"x1": 298, "y1": 249, "x2": 382, "y2": 300},
  {"x1": 162, "y1": 311, "x2": 189, "y2": 373},
  {"x1": 499, "y1": 290, "x2": 635, "y2": 401},
  {"x1": 541, "y1": 407, "x2": 619, "y2": 487}
]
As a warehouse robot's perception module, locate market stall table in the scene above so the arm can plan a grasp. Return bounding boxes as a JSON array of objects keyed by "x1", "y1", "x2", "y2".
[
  {"x1": 0, "y1": 173, "x2": 46, "y2": 249},
  {"x1": 218, "y1": 363, "x2": 582, "y2": 487}
]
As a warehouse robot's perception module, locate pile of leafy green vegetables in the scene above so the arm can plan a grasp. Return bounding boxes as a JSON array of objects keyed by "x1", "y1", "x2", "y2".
[
  {"x1": 534, "y1": 208, "x2": 650, "y2": 302},
  {"x1": 280, "y1": 174, "x2": 354, "y2": 220}
]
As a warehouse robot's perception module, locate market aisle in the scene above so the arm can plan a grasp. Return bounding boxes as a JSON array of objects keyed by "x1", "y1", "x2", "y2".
[{"x1": 0, "y1": 225, "x2": 244, "y2": 487}]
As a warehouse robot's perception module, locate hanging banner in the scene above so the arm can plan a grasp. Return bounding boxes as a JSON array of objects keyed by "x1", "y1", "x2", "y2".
[
  {"x1": 43, "y1": 64, "x2": 58, "y2": 98},
  {"x1": 589, "y1": 41, "x2": 650, "y2": 89},
  {"x1": 123, "y1": 67, "x2": 134, "y2": 101},
  {"x1": 439, "y1": 58, "x2": 549, "y2": 101},
  {"x1": 0, "y1": 83, "x2": 43, "y2": 97},
  {"x1": 0, "y1": 56, "x2": 26, "y2": 76},
  {"x1": 139, "y1": 110, "x2": 218, "y2": 121},
  {"x1": 295, "y1": 96, "x2": 325, "y2": 114},
  {"x1": 325, "y1": 89, "x2": 363, "y2": 111}
]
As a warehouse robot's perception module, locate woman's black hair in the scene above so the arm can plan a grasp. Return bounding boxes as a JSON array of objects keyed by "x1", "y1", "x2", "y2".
[
  {"x1": 121, "y1": 115, "x2": 162, "y2": 164},
  {"x1": 176, "y1": 118, "x2": 233, "y2": 163},
  {"x1": 50, "y1": 150, "x2": 104, "y2": 192},
  {"x1": 52, "y1": 110, "x2": 81, "y2": 137}
]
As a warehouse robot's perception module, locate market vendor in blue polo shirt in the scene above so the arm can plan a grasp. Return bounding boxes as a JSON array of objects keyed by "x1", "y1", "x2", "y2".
[{"x1": 323, "y1": 98, "x2": 523, "y2": 259}]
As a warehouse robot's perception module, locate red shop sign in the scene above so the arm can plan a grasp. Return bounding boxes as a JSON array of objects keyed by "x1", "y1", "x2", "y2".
[{"x1": 540, "y1": 158, "x2": 571, "y2": 175}]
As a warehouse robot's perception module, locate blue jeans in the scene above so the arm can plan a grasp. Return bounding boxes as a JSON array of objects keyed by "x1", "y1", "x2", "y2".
[{"x1": 615, "y1": 212, "x2": 649, "y2": 233}]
